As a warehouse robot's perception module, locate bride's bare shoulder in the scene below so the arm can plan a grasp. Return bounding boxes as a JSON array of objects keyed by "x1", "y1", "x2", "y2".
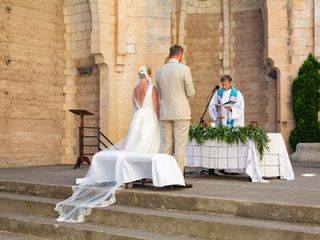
[
  {"x1": 133, "y1": 84, "x2": 141, "y2": 93},
  {"x1": 152, "y1": 85, "x2": 158, "y2": 92}
]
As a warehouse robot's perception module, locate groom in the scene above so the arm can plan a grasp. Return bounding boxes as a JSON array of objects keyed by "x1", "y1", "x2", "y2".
[{"x1": 156, "y1": 44, "x2": 195, "y2": 186}]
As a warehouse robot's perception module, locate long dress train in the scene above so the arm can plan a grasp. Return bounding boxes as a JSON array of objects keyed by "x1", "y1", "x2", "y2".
[{"x1": 55, "y1": 83, "x2": 161, "y2": 222}]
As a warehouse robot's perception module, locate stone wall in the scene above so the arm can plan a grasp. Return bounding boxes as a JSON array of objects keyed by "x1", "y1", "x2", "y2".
[
  {"x1": 232, "y1": 9, "x2": 271, "y2": 130},
  {"x1": 316, "y1": 0, "x2": 320, "y2": 58},
  {"x1": 184, "y1": 13, "x2": 222, "y2": 123},
  {"x1": 173, "y1": 0, "x2": 275, "y2": 128},
  {"x1": 63, "y1": 0, "x2": 99, "y2": 162},
  {"x1": 0, "y1": 0, "x2": 319, "y2": 168},
  {"x1": 172, "y1": 0, "x2": 317, "y2": 149},
  {"x1": 266, "y1": 0, "x2": 315, "y2": 150},
  {"x1": 172, "y1": 0, "x2": 222, "y2": 124},
  {"x1": 115, "y1": 0, "x2": 172, "y2": 138},
  {"x1": 0, "y1": 0, "x2": 65, "y2": 167},
  {"x1": 230, "y1": 0, "x2": 277, "y2": 132}
]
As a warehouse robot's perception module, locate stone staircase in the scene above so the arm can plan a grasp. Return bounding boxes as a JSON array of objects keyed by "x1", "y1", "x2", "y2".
[{"x1": 0, "y1": 180, "x2": 319, "y2": 240}]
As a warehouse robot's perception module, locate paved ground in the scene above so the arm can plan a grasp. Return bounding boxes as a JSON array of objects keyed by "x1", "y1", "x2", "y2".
[{"x1": 0, "y1": 163, "x2": 319, "y2": 207}]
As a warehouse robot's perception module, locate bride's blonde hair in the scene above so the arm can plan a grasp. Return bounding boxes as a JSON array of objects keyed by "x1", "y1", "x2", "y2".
[{"x1": 138, "y1": 65, "x2": 152, "y2": 79}]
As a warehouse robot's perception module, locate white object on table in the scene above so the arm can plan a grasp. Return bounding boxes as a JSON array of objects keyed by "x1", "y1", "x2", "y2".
[{"x1": 77, "y1": 150, "x2": 186, "y2": 187}]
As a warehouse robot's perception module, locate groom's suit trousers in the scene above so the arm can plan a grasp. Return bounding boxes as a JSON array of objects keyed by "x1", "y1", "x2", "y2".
[{"x1": 160, "y1": 120, "x2": 190, "y2": 173}]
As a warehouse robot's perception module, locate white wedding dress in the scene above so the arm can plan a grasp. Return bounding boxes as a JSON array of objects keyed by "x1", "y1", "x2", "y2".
[
  {"x1": 125, "y1": 83, "x2": 160, "y2": 153},
  {"x1": 54, "y1": 67, "x2": 182, "y2": 222}
]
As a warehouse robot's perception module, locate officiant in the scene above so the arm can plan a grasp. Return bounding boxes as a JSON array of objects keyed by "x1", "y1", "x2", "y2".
[{"x1": 209, "y1": 75, "x2": 244, "y2": 127}]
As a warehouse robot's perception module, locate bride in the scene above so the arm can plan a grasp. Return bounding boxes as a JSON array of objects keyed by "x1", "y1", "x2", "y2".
[
  {"x1": 55, "y1": 65, "x2": 182, "y2": 222},
  {"x1": 124, "y1": 65, "x2": 160, "y2": 153}
]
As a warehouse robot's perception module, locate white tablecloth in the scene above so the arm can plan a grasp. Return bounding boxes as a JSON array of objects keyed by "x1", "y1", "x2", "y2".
[
  {"x1": 77, "y1": 150, "x2": 185, "y2": 187},
  {"x1": 186, "y1": 133, "x2": 294, "y2": 183},
  {"x1": 259, "y1": 133, "x2": 294, "y2": 180}
]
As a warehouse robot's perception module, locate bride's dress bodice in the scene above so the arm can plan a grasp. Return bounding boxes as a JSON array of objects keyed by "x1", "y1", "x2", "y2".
[
  {"x1": 124, "y1": 84, "x2": 160, "y2": 153},
  {"x1": 133, "y1": 83, "x2": 154, "y2": 110}
]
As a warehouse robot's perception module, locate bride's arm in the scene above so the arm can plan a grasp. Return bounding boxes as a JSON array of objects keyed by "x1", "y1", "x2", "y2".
[
  {"x1": 132, "y1": 87, "x2": 138, "y2": 110},
  {"x1": 152, "y1": 86, "x2": 160, "y2": 119}
]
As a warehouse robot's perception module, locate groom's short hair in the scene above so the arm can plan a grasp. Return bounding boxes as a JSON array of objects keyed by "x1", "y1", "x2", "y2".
[{"x1": 169, "y1": 44, "x2": 184, "y2": 57}]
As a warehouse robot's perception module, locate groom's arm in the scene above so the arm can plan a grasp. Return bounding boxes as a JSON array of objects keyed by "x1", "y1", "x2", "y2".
[
  {"x1": 184, "y1": 66, "x2": 195, "y2": 99},
  {"x1": 155, "y1": 70, "x2": 161, "y2": 99},
  {"x1": 152, "y1": 86, "x2": 160, "y2": 119}
]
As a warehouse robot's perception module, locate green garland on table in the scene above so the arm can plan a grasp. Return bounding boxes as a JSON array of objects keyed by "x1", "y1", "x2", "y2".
[{"x1": 189, "y1": 125, "x2": 270, "y2": 158}]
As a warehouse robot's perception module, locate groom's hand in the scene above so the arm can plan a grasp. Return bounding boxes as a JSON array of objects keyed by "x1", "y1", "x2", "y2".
[{"x1": 224, "y1": 106, "x2": 232, "y2": 111}]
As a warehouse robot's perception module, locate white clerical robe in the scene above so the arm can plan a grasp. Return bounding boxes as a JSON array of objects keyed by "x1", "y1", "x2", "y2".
[{"x1": 209, "y1": 88, "x2": 245, "y2": 127}]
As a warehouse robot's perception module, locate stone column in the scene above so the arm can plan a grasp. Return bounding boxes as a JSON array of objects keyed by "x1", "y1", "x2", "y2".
[
  {"x1": 116, "y1": 0, "x2": 127, "y2": 73},
  {"x1": 318, "y1": 0, "x2": 320, "y2": 124},
  {"x1": 61, "y1": 2, "x2": 78, "y2": 164},
  {"x1": 89, "y1": 0, "x2": 119, "y2": 141},
  {"x1": 315, "y1": 0, "x2": 320, "y2": 58},
  {"x1": 222, "y1": 0, "x2": 230, "y2": 74},
  {"x1": 178, "y1": 1, "x2": 188, "y2": 51}
]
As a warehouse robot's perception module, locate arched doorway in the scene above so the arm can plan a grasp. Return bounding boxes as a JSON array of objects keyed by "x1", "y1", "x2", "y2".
[{"x1": 171, "y1": 0, "x2": 278, "y2": 131}]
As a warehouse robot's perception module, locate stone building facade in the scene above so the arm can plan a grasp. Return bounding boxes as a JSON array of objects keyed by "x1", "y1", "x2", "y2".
[{"x1": 0, "y1": 0, "x2": 319, "y2": 167}]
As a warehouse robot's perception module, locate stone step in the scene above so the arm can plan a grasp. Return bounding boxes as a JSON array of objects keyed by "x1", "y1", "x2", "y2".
[
  {"x1": 1, "y1": 180, "x2": 319, "y2": 225},
  {"x1": 0, "y1": 192, "x2": 319, "y2": 240},
  {"x1": 0, "y1": 212, "x2": 202, "y2": 240},
  {"x1": 0, "y1": 180, "x2": 72, "y2": 199},
  {"x1": 116, "y1": 189, "x2": 320, "y2": 225},
  {"x1": 0, "y1": 230, "x2": 49, "y2": 240}
]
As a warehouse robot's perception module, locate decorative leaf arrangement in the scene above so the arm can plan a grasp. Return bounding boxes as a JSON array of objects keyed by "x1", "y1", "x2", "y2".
[{"x1": 189, "y1": 125, "x2": 270, "y2": 158}]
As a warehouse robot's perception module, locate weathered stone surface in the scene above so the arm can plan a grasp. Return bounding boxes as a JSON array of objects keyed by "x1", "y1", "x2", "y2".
[
  {"x1": 232, "y1": 9, "x2": 275, "y2": 131},
  {"x1": 290, "y1": 143, "x2": 320, "y2": 163},
  {"x1": 0, "y1": 165, "x2": 320, "y2": 239},
  {"x1": 0, "y1": 0, "x2": 65, "y2": 168},
  {"x1": 1, "y1": 0, "x2": 319, "y2": 167},
  {"x1": 184, "y1": 13, "x2": 222, "y2": 124}
]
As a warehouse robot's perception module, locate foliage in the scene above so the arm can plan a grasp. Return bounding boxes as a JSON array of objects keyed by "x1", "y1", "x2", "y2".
[
  {"x1": 189, "y1": 124, "x2": 270, "y2": 158},
  {"x1": 289, "y1": 54, "x2": 320, "y2": 151}
]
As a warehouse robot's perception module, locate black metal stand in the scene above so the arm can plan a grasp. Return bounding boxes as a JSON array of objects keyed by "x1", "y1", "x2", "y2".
[
  {"x1": 199, "y1": 86, "x2": 220, "y2": 126},
  {"x1": 198, "y1": 86, "x2": 220, "y2": 175}
]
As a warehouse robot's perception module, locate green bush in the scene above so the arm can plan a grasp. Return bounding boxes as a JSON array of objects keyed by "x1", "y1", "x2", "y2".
[{"x1": 289, "y1": 54, "x2": 320, "y2": 151}]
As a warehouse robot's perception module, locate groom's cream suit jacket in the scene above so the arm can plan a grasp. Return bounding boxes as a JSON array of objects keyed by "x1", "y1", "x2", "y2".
[{"x1": 156, "y1": 59, "x2": 195, "y2": 120}]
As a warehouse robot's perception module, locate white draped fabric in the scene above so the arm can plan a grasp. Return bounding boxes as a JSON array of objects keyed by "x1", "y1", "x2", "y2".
[
  {"x1": 55, "y1": 150, "x2": 185, "y2": 222},
  {"x1": 186, "y1": 133, "x2": 295, "y2": 183},
  {"x1": 186, "y1": 139, "x2": 268, "y2": 183},
  {"x1": 259, "y1": 133, "x2": 294, "y2": 180},
  {"x1": 55, "y1": 67, "x2": 184, "y2": 222},
  {"x1": 78, "y1": 150, "x2": 185, "y2": 187}
]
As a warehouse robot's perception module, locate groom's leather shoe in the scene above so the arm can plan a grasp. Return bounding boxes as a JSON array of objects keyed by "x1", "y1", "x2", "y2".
[{"x1": 182, "y1": 183, "x2": 192, "y2": 188}]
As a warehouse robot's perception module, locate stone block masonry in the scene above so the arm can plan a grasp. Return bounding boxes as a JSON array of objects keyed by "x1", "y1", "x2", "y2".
[
  {"x1": 1, "y1": 0, "x2": 319, "y2": 167},
  {"x1": 0, "y1": 0, "x2": 65, "y2": 167}
]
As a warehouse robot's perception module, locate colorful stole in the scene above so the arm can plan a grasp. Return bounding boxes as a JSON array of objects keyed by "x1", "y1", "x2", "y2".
[{"x1": 217, "y1": 87, "x2": 238, "y2": 128}]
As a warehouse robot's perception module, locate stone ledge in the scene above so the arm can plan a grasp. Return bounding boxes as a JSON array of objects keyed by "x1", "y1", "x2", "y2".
[{"x1": 290, "y1": 143, "x2": 320, "y2": 163}]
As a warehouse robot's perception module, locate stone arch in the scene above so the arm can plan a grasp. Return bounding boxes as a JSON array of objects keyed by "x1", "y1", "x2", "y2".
[
  {"x1": 88, "y1": 0, "x2": 119, "y2": 141},
  {"x1": 264, "y1": 58, "x2": 280, "y2": 132},
  {"x1": 171, "y1": 0, "x2": 275, "y2": 127},
  {"x1": 171, "y1": 0, "x2": 223, "y2": 123}
]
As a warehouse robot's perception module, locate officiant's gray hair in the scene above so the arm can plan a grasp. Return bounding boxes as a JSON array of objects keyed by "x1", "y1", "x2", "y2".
[
  {"x1": 221, "y1": 75, "x2": 232, "y2": 82},
  {"x1": 169, "y1": 44, "x2": 184, "y2": 57}
]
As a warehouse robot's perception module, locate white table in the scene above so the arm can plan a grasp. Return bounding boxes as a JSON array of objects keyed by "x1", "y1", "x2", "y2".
[
  {"x1": 77, "y1": 150, "x2": 186, "y2": 187},
  {"x1": 259, "y1": 133, "x2": 294, "y2": 180},
  {"x1": 186, "y1": 133, "x2": 294, "y2": 183}
]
